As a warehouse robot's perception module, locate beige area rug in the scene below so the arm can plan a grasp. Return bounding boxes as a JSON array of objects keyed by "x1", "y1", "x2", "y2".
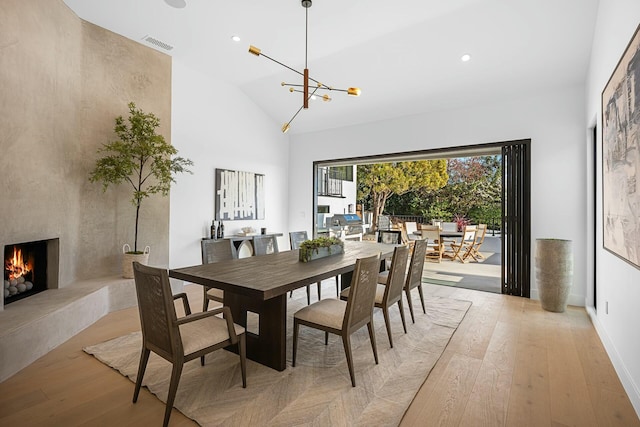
[{"x1": 84, "y1": 291, "x2": 471, "y2": 427}]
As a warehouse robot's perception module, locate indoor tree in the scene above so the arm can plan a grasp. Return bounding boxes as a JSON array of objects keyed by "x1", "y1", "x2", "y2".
[{"x1": 89, "y1": 102, "x2": 193, "y2": 253}]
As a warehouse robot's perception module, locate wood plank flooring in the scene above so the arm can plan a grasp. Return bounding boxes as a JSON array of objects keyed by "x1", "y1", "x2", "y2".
[{"x1": 0, "y1": 283, "x2": 637, "y2": 427}]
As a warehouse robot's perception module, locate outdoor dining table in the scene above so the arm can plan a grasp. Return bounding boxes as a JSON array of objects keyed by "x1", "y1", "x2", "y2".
[{"x1": 169, "y1": 240, "x2": 397, "y2": 371}]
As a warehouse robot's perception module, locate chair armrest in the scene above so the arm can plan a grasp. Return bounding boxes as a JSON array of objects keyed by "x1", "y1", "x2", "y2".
[
  {"x1": 175, "y1": 306, "x2": 240, "y2": 344},
  {"x1": 173, "y1": 293, "x2": 192, "y2": 316}
]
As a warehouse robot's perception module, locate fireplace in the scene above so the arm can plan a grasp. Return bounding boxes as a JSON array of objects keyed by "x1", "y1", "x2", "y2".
[{"x1": 3, "y1": 238, "x2": 59, "y2": 306}]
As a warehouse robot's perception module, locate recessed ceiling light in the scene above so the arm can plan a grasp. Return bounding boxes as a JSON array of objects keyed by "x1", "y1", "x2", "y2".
[
  {"x1": 461, "y1": 54, "x2": 471, "y2": 62},
  {"x1": 164, "y1": 0, "x2": 186, "y2": 8},
  {"x1": 231, "y1": 35, "x2": 241, "y2": 42}
]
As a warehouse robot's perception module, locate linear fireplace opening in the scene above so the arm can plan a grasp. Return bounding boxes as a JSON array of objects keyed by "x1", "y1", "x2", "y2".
[{"x1": 3, "y1": 238, "x2": 59, "y2": 306}]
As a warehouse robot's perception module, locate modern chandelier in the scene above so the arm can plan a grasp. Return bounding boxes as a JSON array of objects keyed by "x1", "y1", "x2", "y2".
[{"x1": 248, "y1": 0, "x2": 361, "y2": 133}]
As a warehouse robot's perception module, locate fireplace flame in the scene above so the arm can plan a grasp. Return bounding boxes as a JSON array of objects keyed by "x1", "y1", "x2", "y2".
[{"x1": 5, "y1": 247, "x2": 30, "y2": 280}]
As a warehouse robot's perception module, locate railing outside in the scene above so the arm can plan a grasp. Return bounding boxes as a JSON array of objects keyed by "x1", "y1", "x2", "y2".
[{"x1": 317, "y1": 167, "x2": 343, "y2": 197}]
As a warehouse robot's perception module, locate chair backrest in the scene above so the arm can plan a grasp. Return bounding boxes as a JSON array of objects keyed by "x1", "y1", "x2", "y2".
[
  {"x1": 420, "y1": 225, "x2": 440, "y2": 243},
  {"x1": 406, "y1": 239, "x2": 427, "y2": 291},
  {"x1": 441, "y1": 222, "x2": 458, "y2": 232},
  {"x1": 404, "y1": 222, "x2": 418, "y2": 235},
  {"x1": 383, "y1": 245, "x2": 410, "y2": 305},
  {"x1": 289, "y1": 231, "x2": 308, "y2": 250},
  {"x1": 132, "y1": 262, "x2": 180, "y2": 360},
  {"x1": 343, "y1": 253, "x2": 381, "y2": 332},
  {"x1": 201, "y1": 239, "x2": 236, "y2": 264},
  {"x1": 252, "y1": 235, "x2": 279, "y2": 256},
  {"x1": 378, "y1": 230, "x2": 402, "y2": 244},
  {"x1": 474, "y1": 224, "x2": 487, "y2": 245},
  {"x1": 377, "y1": 215, "x2": 391, "y2": 231},
  {"x1": 461, "y1": 225, "x2": 477, "y2": 242}
]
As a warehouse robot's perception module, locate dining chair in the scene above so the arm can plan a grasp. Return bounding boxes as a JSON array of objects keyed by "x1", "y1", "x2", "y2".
[
  {"x1": 450, "y1": 225, "x2": 478, "y2": 263},
  {"x1": 292, "y1": 253, "x2": 381, "y2": 387},
  {"x1": 131, "y1": 262, "x2": 247, "y2": 427},
  {"x1": 252, "y1": 234, "x2": 279, "y2": 255},
  {"x1": 201, "y1": 239, "x2": 237, "y2": 312},
  {"x1": 404, "y1": 239, "x2": 428, "y2": 323},
  {"x1": 343, "y1": 245, "x2": 409, "y2": 348},
  {"x1": 378, "y1": 230, "x2": 402, "y2": 244},
  {"x1": 420, "y1": 225, "x2": 444, "y2": 262},
  {"x1": 289, "y1": 231, "x2": 322, "y2": 304}
]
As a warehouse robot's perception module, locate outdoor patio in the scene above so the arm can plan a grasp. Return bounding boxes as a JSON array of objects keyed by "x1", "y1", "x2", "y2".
[{"x1": 421, "y1": 235, "x2": 502, "y2": 293}]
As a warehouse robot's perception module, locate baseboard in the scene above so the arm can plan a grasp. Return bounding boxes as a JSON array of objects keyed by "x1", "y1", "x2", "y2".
[
  {"x1": 0, "y1": 276, "x2": 184, "y2": 383},
  {"x1": 529, "y1": 289, "x2": 584, "y2": 307},
  {"x1": 586, "y1": 306, "x2": 640, "y2": 418}
]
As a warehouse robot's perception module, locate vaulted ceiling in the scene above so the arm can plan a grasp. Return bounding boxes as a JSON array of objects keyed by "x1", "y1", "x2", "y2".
[{"x1": 63, "y1": 0, "x2": 599, "y2": 134}]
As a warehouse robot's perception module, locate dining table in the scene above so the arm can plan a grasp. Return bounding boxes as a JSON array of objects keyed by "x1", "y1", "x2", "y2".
[{"x1": 169, "y1": 240, "x2": 398, "y2": 371}]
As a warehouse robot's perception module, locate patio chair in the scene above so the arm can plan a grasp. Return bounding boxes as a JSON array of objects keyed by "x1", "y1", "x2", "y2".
[
  {"x1": 292, "y1": 253, "x2": 381, "y2": 387},
  {"x1": 201, "y1": 239, "x2": 237, "y2": 311},
  {"x1": 404, "y1": 221, "x2": 420, "y2": 241},
  {"x1": 420, "y1": 225, "x2": 444, "y2": 262},
  {"x1": 132, "y1": 262, "x2": 246, "y2": 427},
  {"x1": 450, "y1": 225, "x2": 477, "y2": 263},
  {"x1": 465, "y1": 223, "x2": 488, "y2": 262}
]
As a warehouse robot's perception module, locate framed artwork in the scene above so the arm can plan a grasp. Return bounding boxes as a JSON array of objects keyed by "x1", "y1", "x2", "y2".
[
  {"x1": 601, "y1": 23, "x2": 640, "y2": 269},
  {"x1": 215, "y1": 168, "x2": 265, "y2": 221}
]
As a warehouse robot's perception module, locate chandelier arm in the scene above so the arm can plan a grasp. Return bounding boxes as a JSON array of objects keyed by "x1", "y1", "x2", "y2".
[
  {"x1": 284, "y1": 86, "x2": 320, "y2": 131},
  {"x1": 259, "y1": 53, "x2": 305, "y2": 78}
]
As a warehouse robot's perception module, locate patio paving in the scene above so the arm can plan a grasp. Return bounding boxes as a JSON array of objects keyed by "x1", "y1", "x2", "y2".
[{"x1": 421, "y1": 235, "x2": 502, "y2": 293}]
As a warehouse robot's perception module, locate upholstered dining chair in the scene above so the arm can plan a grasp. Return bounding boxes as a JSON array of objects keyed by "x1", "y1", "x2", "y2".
[
  {"x1": 292, "y1": 253, "x2": 381, "y2": 387},
  {"x1": 343, "y1": 245, "x2": 409, "y2": 348},
  {"x1": 450, "y1": 225, "x2": 477, "y2": 263},
  {"x1": 252, "y1": 234, "x2": 279, "y2": 256},
  {"x1": 420, "y1": 225, "x2": 444, "y2": 262},
  {"x1": 131, "y1": 262, "x2": 247, "y2": 427},
  {"x1": 403, "y1": 239, "x2": 428, "y2": 323},
  {"x1": 289, "y1": 231, "x2": 340, "y2": 304},
  {"x1": 201, "y1": 239, "x2": 237, "y2": 312}
]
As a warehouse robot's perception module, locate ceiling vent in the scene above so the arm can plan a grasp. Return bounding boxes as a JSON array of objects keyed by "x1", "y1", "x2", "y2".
[{"x1": 142, "y1": 35, "x2": 174, "y2": 52}]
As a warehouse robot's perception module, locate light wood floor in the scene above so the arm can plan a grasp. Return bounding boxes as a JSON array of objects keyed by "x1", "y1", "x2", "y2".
[{"x1": 0, "y1": 284, "x2": 638, "y2": 427}]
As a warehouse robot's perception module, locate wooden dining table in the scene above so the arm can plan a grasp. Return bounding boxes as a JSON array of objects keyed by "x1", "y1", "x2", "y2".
[{"x1": 169, "y1": 240, "x2": 397, "y2": 371}]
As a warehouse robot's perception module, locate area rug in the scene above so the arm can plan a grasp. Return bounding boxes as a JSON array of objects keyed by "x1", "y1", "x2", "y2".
[{"x1": 84, "y1": 291, "x2": 471, "y2": 427}]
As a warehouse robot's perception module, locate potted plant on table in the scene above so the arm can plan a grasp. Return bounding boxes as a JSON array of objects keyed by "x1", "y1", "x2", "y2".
[
  {"x1": 89, "y1": 102, "x2": 193, "y2": 278},
  {"x1": 299, "y1": 237, "x2": 344, "y2": 262}
]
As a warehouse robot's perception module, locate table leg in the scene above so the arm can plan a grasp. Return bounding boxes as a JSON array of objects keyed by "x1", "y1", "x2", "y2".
[{"x1": 224, "y1": 291, "x2": 287, "y2": 371}]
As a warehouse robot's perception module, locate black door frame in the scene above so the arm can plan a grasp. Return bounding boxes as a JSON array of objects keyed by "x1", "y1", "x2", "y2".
[{"x1": 313, "y1": 139, "x2": 532, "y2": 297}]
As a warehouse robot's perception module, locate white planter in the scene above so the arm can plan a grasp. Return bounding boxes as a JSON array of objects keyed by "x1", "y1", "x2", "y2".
[
  {"x1": 122, "y1": 244, "x2": 150, "y2": 279},
  {"x1": 535, "y1": 239, "x2": 573, "y2": 313}
]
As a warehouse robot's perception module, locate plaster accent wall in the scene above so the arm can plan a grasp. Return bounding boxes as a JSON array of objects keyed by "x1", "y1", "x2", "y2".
[
  {"x1": 585, "y1": 0, "x2": 640, "y2": 415},
  {"x1": 0, "y1": 0, "x2": 171, "y2": 306}
]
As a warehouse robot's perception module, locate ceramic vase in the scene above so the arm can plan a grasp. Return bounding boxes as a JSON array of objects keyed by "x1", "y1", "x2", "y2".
[{"x1": 535, "y1": 238, "x2": 573, "y2": 313}]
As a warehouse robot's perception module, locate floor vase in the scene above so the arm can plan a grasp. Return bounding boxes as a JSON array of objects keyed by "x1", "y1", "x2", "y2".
[{"x1": 535, "y1": 239, "x2": 573, "y2": 312}]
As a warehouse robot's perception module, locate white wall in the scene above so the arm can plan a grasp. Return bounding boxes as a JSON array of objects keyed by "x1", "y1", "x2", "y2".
[
  {"x1": 586, "y1": 0, "x2": 640, "y2": 415},
  {"x1": 290, "y1": 85, "x2": 587, "y2": 306},
  {"x1": 169, "y1": 60, "x2": 290, "y2": 268}
]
